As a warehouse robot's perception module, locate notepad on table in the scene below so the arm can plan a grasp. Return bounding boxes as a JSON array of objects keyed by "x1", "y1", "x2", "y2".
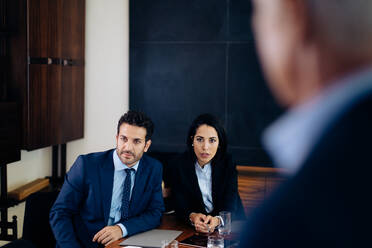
[{"x1": 120, "y1": 229, "x2": 182, "y2": 248}]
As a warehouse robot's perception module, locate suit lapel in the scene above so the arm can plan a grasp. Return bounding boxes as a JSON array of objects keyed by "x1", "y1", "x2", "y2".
[
  {"x1": 100, "y1": 150, "x2": 115, "y2": 224},
  {"x1": 212, "y1": 160, "x2": 223, "y2": 206},
  {"x1": 185, "y1": 155, "x2": 205, "y2": 209},
  {"x1": 129, "y1": 156, "x2": 150, "y2": 214}
]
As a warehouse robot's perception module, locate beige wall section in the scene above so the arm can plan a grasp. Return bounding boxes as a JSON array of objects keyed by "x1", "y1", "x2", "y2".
[
  {"x1": 67, "y1": 0, "x2": 129, "y2": 168},
  {"x1": 7, "y1": 149, "x2": 52, "y2": 191},
  {"x1": 1, "y1": 0, "x2": 129, "y2": 244}
]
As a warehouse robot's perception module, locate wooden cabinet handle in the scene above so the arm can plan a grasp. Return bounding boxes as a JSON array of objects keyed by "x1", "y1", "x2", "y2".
[{"x1": 29, "y1": 57, "x2": 63, "y2": 65}]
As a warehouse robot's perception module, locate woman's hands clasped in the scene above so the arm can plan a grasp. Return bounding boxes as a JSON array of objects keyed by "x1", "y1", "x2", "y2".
[{"x1": 189, "y1": 213, "x2": 220, "y2": 233}]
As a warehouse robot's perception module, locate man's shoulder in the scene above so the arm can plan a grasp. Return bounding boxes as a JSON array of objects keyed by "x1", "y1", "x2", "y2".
[
  {"x1": 80, "y1": 148, "x2": 114, "y2": 158},
  {"x1": 141, "y1": 154, "x2": 162, "y2": 168},
  {"x1": 327, "y1": 92, "x2": 372, "y2": 136},
  {"x1": 77, "y1": 149, "x2": 114, "y2": 165},
  {"x1": 304, "y1": 93, "x2": 372, "y2": 172},
  {"x1": 348, "y1": 92, "x2": 372, "y2": 119}
]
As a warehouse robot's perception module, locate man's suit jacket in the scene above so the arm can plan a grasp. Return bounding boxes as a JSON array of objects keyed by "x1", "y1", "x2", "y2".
[
  {"x1": 50, "y1": 149, "x2": 164, "y2": 248},
  {"x1": 240, "y1": 93, "x2": 372, "y2": 247},
  {"x1": 169, "y1": 151, "x2": 245, "y2": 222}
]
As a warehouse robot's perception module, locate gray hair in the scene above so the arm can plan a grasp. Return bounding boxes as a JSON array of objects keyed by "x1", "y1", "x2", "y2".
[{"x1": 307, "y1": 0, "x2": 372, "y2": 56}]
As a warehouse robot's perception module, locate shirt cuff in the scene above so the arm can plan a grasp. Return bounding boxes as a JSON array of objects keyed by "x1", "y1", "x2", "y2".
[
  {"x1": 216, "y1": 215, "x2": 224, "y2": 228},
  {"x1": 117, "y1": 223, "x2": 128, "y2": 237}
]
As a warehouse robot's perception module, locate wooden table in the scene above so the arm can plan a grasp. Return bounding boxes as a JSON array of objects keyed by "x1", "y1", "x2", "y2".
[{"x1": 106, "y1": 214, "x2": 195, "y2": 248}]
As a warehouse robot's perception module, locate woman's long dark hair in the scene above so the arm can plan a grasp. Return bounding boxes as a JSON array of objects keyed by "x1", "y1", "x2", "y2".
[{"x1": 186, "y1": 113, "x2": 228, "y2": 163}]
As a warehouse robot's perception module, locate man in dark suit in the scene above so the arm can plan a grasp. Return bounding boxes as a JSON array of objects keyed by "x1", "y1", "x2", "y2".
[
  {"x1": 50, "y1": 111, "x2": 164, "y2": 247},
  {"x1": 241, "y1": 0, "x2": 372, "y2": 247}
]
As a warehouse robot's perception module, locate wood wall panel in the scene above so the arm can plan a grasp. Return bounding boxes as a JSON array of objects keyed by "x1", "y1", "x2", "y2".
[
  {"x1": 237, "y1": 166, "x2": 288, "y2": 216},
  {"x1": 238, "y1": 177, "x2": 265, "y2": 215}
]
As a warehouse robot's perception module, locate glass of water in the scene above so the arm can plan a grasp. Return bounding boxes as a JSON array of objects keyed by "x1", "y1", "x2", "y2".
[
  {"x1": 169, "y1": 240, "x2": 178, "y2": 248},
  {"x1": 207, "y1": 236, "x2": 224, "y2": 248},
  {"x1": 218, "y1": 211, "x2": 231, "y2": 236}
]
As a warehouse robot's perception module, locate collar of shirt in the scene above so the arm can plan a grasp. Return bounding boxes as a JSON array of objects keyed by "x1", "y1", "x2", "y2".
[
  {"x1": 113, "y1": 150, "x2": 139, "y2": 172},
  {"x1": 195, "y1": 161, "x2": 212, "y2": 174},
  {"x1": 263, "y1": 67, "x2": 372, "y2": 175}
]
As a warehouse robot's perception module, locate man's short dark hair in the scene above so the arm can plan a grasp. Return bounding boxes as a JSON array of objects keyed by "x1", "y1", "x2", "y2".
[{"x1": 117, "y1": 110, "x2": 154, "y2": 141}]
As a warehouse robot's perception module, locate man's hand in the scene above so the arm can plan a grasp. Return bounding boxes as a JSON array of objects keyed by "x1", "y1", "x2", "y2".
[{"x1": 93, "y1": 225, "x2": 123, "y2": 246}]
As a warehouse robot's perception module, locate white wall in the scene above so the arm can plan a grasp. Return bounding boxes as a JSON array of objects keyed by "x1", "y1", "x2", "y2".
[
  {"x1": 1, "y1": 0, "x2": 128, "y2": 243},
  {"x1": 67, "y1": 0, "x2": 129, "y2": 167}
]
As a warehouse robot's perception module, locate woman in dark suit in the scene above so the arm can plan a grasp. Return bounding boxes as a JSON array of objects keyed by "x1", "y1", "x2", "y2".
[{"x1": 169, "y1": 114, "x2": 245, "y2": 233}]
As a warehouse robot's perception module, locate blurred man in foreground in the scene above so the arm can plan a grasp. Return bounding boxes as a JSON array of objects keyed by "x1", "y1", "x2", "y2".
[{"x1": 241, "y1": 0, "x2": 372, "y2": 247}]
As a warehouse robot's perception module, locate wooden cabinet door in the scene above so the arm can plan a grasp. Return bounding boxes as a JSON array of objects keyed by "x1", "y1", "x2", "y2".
[
  {"x1": 8, "y1": 0, "x2": 84, "y2": 150},
  {"x1": 60, "y1": 0, "x2": 85, "y2": 143},
  {"x1": 26, "y1": 0, "x2": 84, "y2": 149},
  {"x1": 27, "y1": 0, "x2": 63, "y2": 149}
]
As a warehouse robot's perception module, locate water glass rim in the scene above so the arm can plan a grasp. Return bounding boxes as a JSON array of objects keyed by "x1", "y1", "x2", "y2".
[
  {"x1": 208, "y1": 235, "x2": 224, "y2": 241},
  {"x1": 219, "y1": 211, "x2": 231, "y2": 216}
]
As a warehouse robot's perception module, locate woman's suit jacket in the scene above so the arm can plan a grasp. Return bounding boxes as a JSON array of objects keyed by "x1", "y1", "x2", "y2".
[{"x1": 169, "y1": 151, "x2": 245, "y2": 222}]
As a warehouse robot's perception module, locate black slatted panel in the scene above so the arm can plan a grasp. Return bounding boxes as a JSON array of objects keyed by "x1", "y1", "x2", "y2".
[{"x1": 130, "y1": 0, "x2": 283, "y2": 166}]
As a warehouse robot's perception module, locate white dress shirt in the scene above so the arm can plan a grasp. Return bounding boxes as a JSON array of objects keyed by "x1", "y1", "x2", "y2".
[{"x1": 195, "y1": 161, "x2": 214, "y2": 213}]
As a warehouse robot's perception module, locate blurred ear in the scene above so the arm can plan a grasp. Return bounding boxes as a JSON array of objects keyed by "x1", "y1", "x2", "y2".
[
  {"x1": 144, "y1": 139, "x2": 152, "y2": 152},
  {"x1": 288, "y1": 0, "x2": 313, "y2": 45}
]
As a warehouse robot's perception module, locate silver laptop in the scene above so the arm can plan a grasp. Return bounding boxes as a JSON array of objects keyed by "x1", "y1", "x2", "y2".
[{"x1": 120, "y1": 229, "x2": 182, "y2": 247}]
